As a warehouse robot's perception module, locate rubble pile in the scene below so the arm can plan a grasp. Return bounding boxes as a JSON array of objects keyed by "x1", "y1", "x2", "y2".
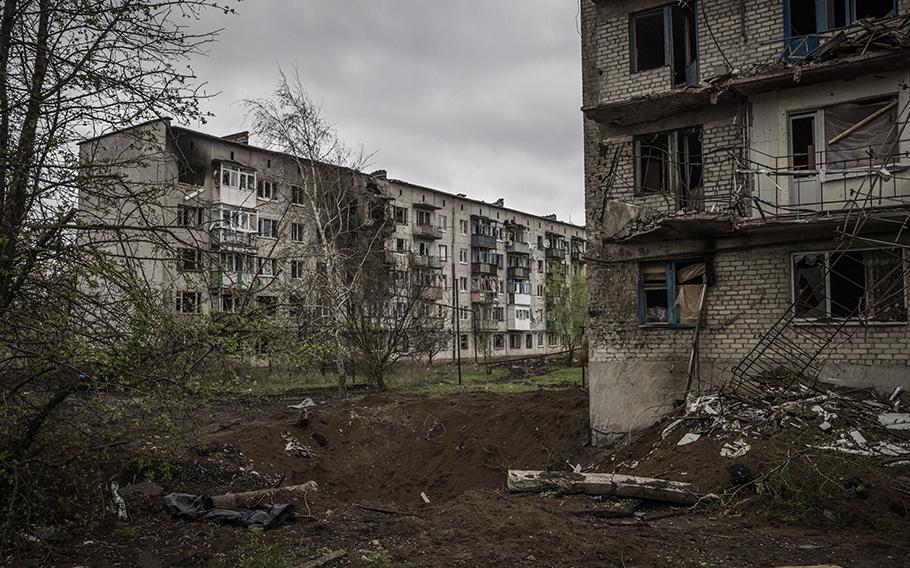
[{"x1": 659, "y1": 381, "x2": 910, "y2": 464}]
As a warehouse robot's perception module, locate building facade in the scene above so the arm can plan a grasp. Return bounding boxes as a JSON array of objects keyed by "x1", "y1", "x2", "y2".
[
  {"x1": 581, "y1": 0, "x2": 910, "y2": 443},
  {"x1": 78, "y1": 120, "x2": 586, "y2": 361}
]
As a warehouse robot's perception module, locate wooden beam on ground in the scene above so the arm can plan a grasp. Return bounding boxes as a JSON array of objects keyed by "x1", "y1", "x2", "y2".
[
  {"x1": 210, "y1": 482, "x2": 318, "y2": 508},
  {"x1": 507, "y1": 470, "x2": 702, "y2": 505}
]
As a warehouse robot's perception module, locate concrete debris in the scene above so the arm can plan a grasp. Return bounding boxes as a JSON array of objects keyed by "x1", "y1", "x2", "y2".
[
  {"x1": 720, "y1": 439, "x2": 751, "y2": 459},
  {"x1": 677, "y1": 433, "x2": 701, "y2": 446},
  {"x1": 878, "y1": 413, "x2": 910, "y2": 430},
  {"x1": 288, "y1": 398, "x2": 317, "y2": 410},
  {"x1": 665, "y1": 382, "x2": 910, "y2": 460},
  {"x1": 507, "y1": 470, "x2": 702, "y2": 505}
]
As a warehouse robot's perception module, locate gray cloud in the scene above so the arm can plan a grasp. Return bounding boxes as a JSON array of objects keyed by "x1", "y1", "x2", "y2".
[{"x1": 186, "y1": 0, "x2": 585, "y2": 225}]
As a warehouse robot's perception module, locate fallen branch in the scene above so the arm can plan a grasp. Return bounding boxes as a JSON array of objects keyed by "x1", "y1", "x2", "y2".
[
  {"x1": 507, "y1": 470, "x2": 702, "y2": 505},
  {"x1": 352, "y1": 502, "x2": 420, "y2": 517},
  {"x1": 210, "y1": 481, "x2": 318, "y2": 508}
]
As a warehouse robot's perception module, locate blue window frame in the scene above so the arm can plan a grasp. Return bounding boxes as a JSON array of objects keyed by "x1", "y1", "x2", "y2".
[
  {"x1": 638, "y1": 260, "x2": 707, "y2": 327},
  {"x1": 784, "y1": 0, "x2": 897, "y2": 59},
  {"x1": 629, "y1": 2, "x2": 698, "y2": 87}
]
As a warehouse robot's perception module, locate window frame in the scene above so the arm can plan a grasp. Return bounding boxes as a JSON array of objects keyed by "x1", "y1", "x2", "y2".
[
  {"x1": 634, "y1": 127, "x2": 703, "y2": 202},
  {"x1": 629, "y1": 3, "x2": 699, "y2": 85},
  {"x1": 790, "y1": 247, "x2": 908, "y2": 324},
  {"x1": 177, "y1": 248, "x2": 202, "y2": 272},
  {"x1": 258, "y1": 217, "x2": 279, "y2": 239},
  {"x1": 176, "y1": 290, "x2": 202, "y2": 314},
  {"x1": 290, "y1": 185, "x2": 305, "y2": 206},
  {"x1": 786, "y1": 95, "x2": 899, "y2": 185},
  {"x1": 637, "y1": 259, "x2": 705, "y2": 328}
]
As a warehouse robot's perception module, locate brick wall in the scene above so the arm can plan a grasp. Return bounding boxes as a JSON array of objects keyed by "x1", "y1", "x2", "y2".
[
  {"x1": 582, "y1": 0, "x2": 784, "y2": 109},
  {"x1": 588, "y1": 241, "x2": 910, "y2": 376}
]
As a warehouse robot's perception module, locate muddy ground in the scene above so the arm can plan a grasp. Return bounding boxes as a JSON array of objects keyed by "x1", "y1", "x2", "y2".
[{"x1": 10, "y1": 388, "x2": 910, "y2": 567}]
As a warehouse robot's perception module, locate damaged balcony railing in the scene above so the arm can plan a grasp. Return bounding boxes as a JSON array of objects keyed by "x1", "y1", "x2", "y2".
[{"x1": 740, "y1": 132, "x2": 910, "y2": 220}]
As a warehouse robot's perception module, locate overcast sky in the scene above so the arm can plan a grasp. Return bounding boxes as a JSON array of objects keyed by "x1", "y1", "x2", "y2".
[{"x1": 185, "y1": 0, "x2": 585, "y2": 225}]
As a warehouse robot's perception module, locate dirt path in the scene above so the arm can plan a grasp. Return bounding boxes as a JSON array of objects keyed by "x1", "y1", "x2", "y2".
[{"x1": 13, "y1": 389, "x2": 910, "y2": 567}]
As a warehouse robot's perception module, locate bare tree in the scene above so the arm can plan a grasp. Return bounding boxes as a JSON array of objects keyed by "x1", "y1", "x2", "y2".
[
  {"x1": 244, "y1": 70, "x2": 391, "y2": 391},
  {"x1": 344, "y1": 265, "x2": 447, "y2": 390}
]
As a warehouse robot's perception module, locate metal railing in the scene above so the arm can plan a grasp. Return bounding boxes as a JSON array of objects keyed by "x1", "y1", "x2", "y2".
[{"x1": 413, "y1": 223, "x2": 443, "y2": 239}]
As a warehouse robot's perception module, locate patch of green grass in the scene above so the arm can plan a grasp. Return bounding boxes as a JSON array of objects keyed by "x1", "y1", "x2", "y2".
[
  {"x1": 364, "y1": 545, "x2": 413, "y2": 568},
  {"x1": 229, "y1": 530, "x2": 293, "y2": 568},
  {"x1": 226, "y1": 362, "x2": 583, "y2": 398},
  {"x1": 225, "y1": 371, "x2": 338, "y2": 396}
]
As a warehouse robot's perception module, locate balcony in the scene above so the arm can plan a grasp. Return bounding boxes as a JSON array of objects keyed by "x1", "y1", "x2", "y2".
[
  {"x1": 412, "y1": 254, "x2": 444, "y2": 269},
  {"x1": 506, "y1": 240, "x2": 531, "y2": 254},
  {"x1": 545, "y1": 248, "x2": 567, "y2": 260},
  {"x1": 471, "y1": 262, "x2": 498, "y2": 276},
  {"x1": 471, "y1": 290, "x2": 497, "y2": 304},
  {"x1": 507, "y1": 266, "x2": 530, "y2": 279},
  {"x1": 507, "y1": 316, "x2": 531, "y2": 332},
  {"x1": 508, "y1": 293, "x2": 532, "y2": 306},
  {"x1": 211, "y1": 228, "x2": 256, "y2": 250},
  {"x1": 571, "y1": 250, "x2": 585, "y2": 262},
  {"x1": 471, "y1": 233, "x2": 497, "y2": 248},
  {"x1": 413, "y1": 223, "x2": 443, "y2": 240}
]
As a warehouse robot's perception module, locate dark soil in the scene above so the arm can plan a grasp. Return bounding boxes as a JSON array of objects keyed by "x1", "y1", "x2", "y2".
[{"x1": 8, "y1": 389, "x2": 910, "y2": 567}]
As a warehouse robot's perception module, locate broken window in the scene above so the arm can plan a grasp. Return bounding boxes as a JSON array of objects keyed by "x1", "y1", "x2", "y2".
[
  {"x1": 855, "y1": 0, "x2": 896, "y2": 20},
  {"x1": 639, "y1": 260, "x2": 706, "y2": 326},
  {"x1": 631, "y1": 9, "x2": 666, "y2": 72},
  {"x1": 636, "y1": 133, "x2": 669, "y2": 194},
  {"x1": 394, "y1": 206, "x2": 408, "y2": 224},
  {"x1": 824, "y1": 96, "x2": 898, "y2": 170},
  {"x1": 790, "y1": 114, "x2": 817, "y2": 174},
  {"x1": 794, "y1": 253, "x2": 827, "y2": 318},
  {"x1": 631, "y1": 3, "x2": 698, "y2": 86},
  {"x1": 635, "y1": 127, "x2": 703, "y2": 210},
  {"x1": 786, "y1": 0, "x2": 896, "y2": 51},
  {"x1": 493, "y1": 334, "x2": 505, "y2": 350},
  {"x1": 526, "y1": 333, "x2": 533, "y2": 349},
  {"x1": 792, "y1": 248, "x2": 906, "y2": 321}
]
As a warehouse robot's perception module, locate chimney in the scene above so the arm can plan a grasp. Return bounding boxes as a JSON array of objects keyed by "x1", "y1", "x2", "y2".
[
  {"x1": 543, "y1": 214, "x2": 558, "y2": 221},
  {"x1": 370, "y1": 170, "x2": 388, "y2": 180},
  {"x1": 221, "y1": 131, "x2": 249, "y2": 145},
  {"x1": 493, "y1": 198, "x2": 504, "y2": 207}
]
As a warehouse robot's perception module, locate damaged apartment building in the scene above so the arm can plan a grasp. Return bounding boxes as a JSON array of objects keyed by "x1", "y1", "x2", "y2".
[
  {"x1": 78, "y1": 119, "x2": 585, "y2": 361},
  {"x1": 581, "y1": 0, "x2": 910, "y2": 443}
]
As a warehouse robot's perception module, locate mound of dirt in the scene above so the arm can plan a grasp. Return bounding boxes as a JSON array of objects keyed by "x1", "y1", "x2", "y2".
[{"x1": 209, "y1": 389, "x2": 594, "y2": 505}]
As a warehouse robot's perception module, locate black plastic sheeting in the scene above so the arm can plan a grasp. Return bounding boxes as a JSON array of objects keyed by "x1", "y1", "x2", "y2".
[{"x1": 163, "y1": 493, "x2": 295, "y2": 529}]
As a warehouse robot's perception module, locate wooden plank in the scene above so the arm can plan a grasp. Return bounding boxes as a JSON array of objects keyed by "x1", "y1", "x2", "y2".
[
  {"x1": 507, "y1": 470, "x2": 701, "y2": 505},
  {"x1": 210, "y1": 482, "x2": 318, "y2": 508}
]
